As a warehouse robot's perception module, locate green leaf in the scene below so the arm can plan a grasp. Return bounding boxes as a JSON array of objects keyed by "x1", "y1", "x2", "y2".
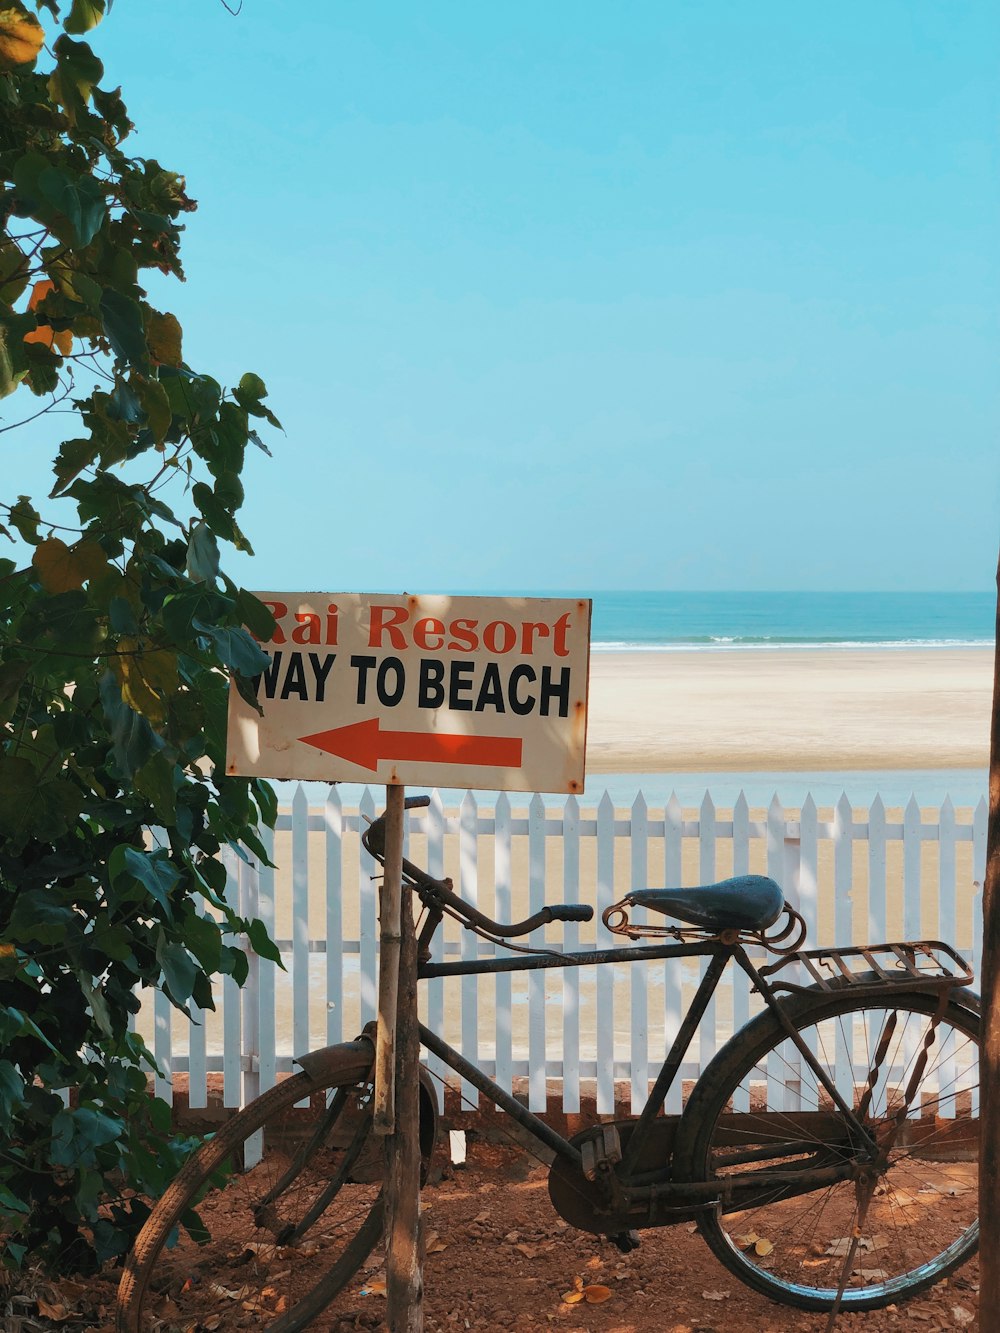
[
  {"x1": 219, "y1": 944, "x2": 249, "y2": 986},
  {"x1": 109, "y1": 845, "x2": 180, "y2": 920},
  {"x1": 161, "y1": 368, "x2": 221, "y2": 423},
  {"x1": 100, "y1": 288, "x2": 147, "y2": 366},
  {"x1": 185, "y1": 521, "x2": 219, "y2": 584},
  {"x1": 245, "y1": 917, "x2": 283, "y2": 967},
  {"x1": 193, "y1": 620, "x2": 270, "y2": 676},
  {"x1": 235, "y1": 588, "x2": 277, "y2": 642},
  {"x1": 38, "y1": 165, "x2": 106, "y2": 246},
  {"x1": 191, "y1": 480, "x2": 236, "y2": 544},
  {"x1": 180, "y1": 911, "x2": 222, "y2": 974},
  {"x1": 79, "y1": 976, "x2": 113, "y2": 1038},
  {"x1": 156, "y1": 938, "x2": 196, "y2": 1005},
  {"x1": 0, "y1": 237, "x2": 30, "y2": 304},
  {"x1": 50, "y1": 437, "x2": 98, "y2": 496},
  {"x1": 0, "y1": 1061, "x2": 25, "y2": 1118},
  {"x1": 50, "y1": 1105, "x2": 122, "y2": 1167},
  {"x1": 210, "y1": 401, "x2": 249, "y2": 475},
  {"x1": 64, "y1": 0, "x2": 106, "y2": 35},
  {"x1": 7, "y1": 495, "x2": 40, "y2": 543},
  {"x1": 0, "y1": 312, "x2": 33, "y2": 398},
  {"x1": 99, "y1": 670, "x2": 162, "y2": 779},
  {"x1": 133, "y1": 751, "x2": 177, "y2": 823},
  {"x1": 251, "y1": 778, "x2": 278, "y2": 827},
  {"x1": 136, "y1": 376, "x2": 171, "y2": 444},
  {"x1": 146, "y1": 310, "x2": 182, "y2": 366},
  {"x1": 234, "y1": 371, "x2": 281, "y2": 428},
  {"x1": 7, "y1": 886, "x2": 76, "y2": 942},
  {"x1": 47, "y1": 34, "x2": 104, "y2": 125}
]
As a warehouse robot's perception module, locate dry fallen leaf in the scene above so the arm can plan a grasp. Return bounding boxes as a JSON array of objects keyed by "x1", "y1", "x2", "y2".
[
  {"x1": 208, "y1": 1283, "x2": 250, "y2": 1302},
  {"x1": 826, "y1": 1235, "x2": 885, "y2": 1257},
  {"x1": 951, "y1": 1307, "x2": 974, "y2": 1327},
  {"x1": 582, "y1": 1284, "x2": 612, "y2": 1304},
  {"x1": 754, "y1": 1238, "x2": 774, "y2": 1257},
  {"x1": 37, "y1": 1299, "x2": 73, "y2": 1322},
  {"x1": 702, "y1": 1289, "x2": 730, "y2": 1300},
  {"x1": 561, "y1": 1276, "x2": 585, "y2": 1303},
  {"x1": 241, "y1": 1241, "x2": 277, "y2": 1258}
]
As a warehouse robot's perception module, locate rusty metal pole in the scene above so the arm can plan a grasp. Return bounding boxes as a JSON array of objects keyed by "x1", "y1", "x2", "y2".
[{"x1": 980, "y1": 550, "x2": 1000, "y2": 1313}]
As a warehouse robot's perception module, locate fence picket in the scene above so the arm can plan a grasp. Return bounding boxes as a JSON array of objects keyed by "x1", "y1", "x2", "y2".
[
  {"x1": 359, "y1": 789, "x2": 378, "y2": 1028},
  {"x1": 938, "y1": 796, "x2": 958, "y2": 1117},
  {"x1": 767, "y1": 795, "x2": 791, "y2": 1110},
  {"x1": 596, "y1": 792, "x2": 616, "y2": 1115},
  {"x1": 221, "y1": 846, "x2": 241, "y2": 1108},
  {"x1": 494, "y1": 792, "x2": 513, "y2": 1102},
  {"x1": 528, "y1": 793, "x2": 547, "y2": 1111},
  {"x1": 629, "y1": 793, "x2": 649, "y2": 1112},
  {"x1": 730, "y1": 792, "x2": 752, "y2": 1113},
  {"x1": 903, "y1": 796, "x2": 922, "y2": 941},
  {"x1": 698, "y1": 793, "x2": 718, "y2": 1071},
  {"x1": 325, "y1": 790, "x2": 343, "y2": 1049},
  {"x1": 460, "y1": 792, "x2": 480, "y2": 1108},
  {"x1": 663, "y1": 794, "x2": 683, "y2": 1115},
  {"x1": 832, "y1": 794, "x2": 854, "y2": 1108},
  {"x1": 562, "y1": 794, "x2": 582, "y2": 1113},
  {"x1": 868, "y1": 796, "x2": 887, "y2": 941}
]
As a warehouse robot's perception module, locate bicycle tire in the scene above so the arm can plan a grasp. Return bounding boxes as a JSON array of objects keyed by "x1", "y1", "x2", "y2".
[
  {"x1": 672, "y1": 986, "x2": 979, "y2": 1312},
  {"x1": 118, "y1": 1060, "x2": 385, "y2": 1333}
]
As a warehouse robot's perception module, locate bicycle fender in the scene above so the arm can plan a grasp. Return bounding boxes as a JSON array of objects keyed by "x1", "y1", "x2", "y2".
[
  {"x1": 295, "y1": 1037, "x2": 376, "y2": 1084},
  {"x1": 295, "y1": 1034, "x2": 439, "y2": 1165}
]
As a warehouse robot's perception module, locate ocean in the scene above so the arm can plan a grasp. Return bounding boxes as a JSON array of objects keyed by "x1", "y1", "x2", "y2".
[
  {"x1": 585, "y1": 590, "x2": 994, "y2": 651},
  {"x1": 269, "y1": 591, "x2": 993, "y2": 810}
]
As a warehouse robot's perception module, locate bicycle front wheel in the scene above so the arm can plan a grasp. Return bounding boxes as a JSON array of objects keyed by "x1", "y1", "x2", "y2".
[
  {"x1": 118, "y1": 1058, "x2": 384, "y2": 1333},
  {"x1": 673, "y1": 987, "x2": 979, "y2": 1312}
]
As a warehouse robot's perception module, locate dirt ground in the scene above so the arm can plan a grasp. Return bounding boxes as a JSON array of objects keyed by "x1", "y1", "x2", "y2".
[{"x1": 2, "y1": 1137, "x2": 980, "y2": 1333}]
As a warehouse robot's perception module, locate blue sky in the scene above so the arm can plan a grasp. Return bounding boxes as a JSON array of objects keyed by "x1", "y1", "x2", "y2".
[{"x1": 10, "y1": 1, "x2": 1000, "y2": 591}]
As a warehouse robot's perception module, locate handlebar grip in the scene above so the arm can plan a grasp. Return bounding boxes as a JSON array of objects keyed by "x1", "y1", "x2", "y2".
[
  {"x1": 404, "y1": 795, "x2": 431, "y2": 810},
  {"x1": 551, "y1": 904, "x2": 594, "y2": 923}
]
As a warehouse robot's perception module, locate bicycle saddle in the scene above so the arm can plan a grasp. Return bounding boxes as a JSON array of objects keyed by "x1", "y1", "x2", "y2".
[{"x1": 623, "y1": 875, "x2": 784, "y2": 932}]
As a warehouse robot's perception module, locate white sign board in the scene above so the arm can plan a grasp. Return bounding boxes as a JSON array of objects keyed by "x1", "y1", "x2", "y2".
[{"x1": 226, "y1": 592, "x2": 591, "y2": 793}]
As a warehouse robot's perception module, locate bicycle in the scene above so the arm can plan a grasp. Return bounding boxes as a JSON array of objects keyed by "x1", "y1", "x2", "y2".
[{"x1": 117, "y1": 794, "x2": 980, "y2": 1331}]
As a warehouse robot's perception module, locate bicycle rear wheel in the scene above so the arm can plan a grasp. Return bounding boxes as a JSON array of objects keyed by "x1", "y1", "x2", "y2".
[
  {"x1": 117, "y1": 1057, "x2": 384, "y2": 1332},
  {"x1": 673, "y1": 987, "x2": 979, "y2": 1312}
]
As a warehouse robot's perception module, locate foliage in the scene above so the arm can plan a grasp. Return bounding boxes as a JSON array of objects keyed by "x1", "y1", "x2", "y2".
[{"x1": 0, "y1": 0, "x2": 281, "y2": 1272}]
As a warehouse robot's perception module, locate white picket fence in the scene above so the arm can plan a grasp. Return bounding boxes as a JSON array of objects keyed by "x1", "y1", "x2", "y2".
[{"x1": 143, "y1": 787, "x2": 987, "y2": 1118}]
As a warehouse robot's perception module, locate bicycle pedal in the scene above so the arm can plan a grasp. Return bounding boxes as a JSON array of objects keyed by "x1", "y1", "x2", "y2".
[
  {"x1": 581, "y1": 1124, "x2": 623, "y2": 1181},
  {"x1": 609, "y1": 1229, "x2": 641, "y2": 1253}
]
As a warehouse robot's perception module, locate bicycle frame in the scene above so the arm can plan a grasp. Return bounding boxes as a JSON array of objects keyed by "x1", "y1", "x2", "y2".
[{"x1": 415, "y1": 928, "x2": 880, "y2": 1212}]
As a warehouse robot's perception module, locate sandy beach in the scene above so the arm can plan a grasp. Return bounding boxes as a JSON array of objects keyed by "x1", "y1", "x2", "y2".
[{"x1": 586, "y1": 647, "x2": 993, "y2": 772}]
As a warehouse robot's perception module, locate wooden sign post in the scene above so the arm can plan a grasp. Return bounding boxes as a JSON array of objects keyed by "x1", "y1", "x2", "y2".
[
  {"x1": 373, "y1": 785, "x2": 405, "y2": 1136},
  {"x1": 372, "y1": 784, "x2": 424, "y2": 1328}
]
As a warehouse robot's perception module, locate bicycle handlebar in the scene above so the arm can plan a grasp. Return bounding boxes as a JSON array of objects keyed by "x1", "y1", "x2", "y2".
[{"x1": 361, "y1": 798, "x2": 594, "y2": 937}]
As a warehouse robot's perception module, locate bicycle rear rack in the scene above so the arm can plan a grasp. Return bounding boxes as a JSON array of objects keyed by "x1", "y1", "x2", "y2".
[{"x1": 760, "y1": 939, "x2": 974, "y2": 995}]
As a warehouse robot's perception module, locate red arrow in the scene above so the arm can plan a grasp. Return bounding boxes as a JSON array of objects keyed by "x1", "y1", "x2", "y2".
[{"x1": 299, "y1": 717, "x2": 523, "y2": 773}]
